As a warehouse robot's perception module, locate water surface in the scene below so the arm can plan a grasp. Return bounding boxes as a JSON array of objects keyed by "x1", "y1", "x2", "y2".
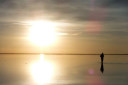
[{"x1": 0, "y1": 54, "x2": 128, "y2": 85}]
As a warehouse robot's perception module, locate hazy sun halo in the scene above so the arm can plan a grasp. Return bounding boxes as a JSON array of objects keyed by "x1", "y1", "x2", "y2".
[{"x1": 28, "y1": 20, "x2": 56, "y2": 46}]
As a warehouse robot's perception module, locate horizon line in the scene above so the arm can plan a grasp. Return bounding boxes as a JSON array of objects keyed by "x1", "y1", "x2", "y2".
[{"x1": 0, "y1": 53, "x2": 128, "y2": 55}]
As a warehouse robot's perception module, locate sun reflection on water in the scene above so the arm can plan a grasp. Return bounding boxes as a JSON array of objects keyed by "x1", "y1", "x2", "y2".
[{"x1": 31, "y1": 54, "x2": 54, "y2": 84}]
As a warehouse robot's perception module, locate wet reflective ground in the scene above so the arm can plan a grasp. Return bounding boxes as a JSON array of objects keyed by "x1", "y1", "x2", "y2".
[{"x1": 0, "y1": 54, "x2": 128, "y2": 85}]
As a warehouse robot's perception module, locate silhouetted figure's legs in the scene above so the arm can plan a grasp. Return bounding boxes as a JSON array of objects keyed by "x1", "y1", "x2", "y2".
[
  {"x1": 100, "y1": 62, "x2": 104, "y2": 73},
  {"x1": 100, "y1": 53, "x2": 104, "y2": 63}
]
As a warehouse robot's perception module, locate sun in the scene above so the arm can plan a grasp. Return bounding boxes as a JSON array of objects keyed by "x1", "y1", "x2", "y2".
[
  {"x1": 31, "y1": 54, "x2": 54, "y2": 84},
  {"x1": 28, "y1": 20, "x2": 56, "y2": 46}
]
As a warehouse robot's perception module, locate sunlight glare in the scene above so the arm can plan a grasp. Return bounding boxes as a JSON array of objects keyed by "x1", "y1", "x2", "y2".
[
  {"x1": 28, "y1": 20, "x2": 56, "y2": 46},
  {"x1": 31, "y1": 54, "x2": 54, "y2": 84}
]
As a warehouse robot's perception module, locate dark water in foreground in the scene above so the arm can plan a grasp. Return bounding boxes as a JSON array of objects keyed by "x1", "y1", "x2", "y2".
[{"x1": 0, "y1": 54, "x2": 128, "y2": 85}]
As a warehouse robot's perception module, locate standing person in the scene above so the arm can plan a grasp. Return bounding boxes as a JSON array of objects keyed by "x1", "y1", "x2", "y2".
[{"x1": 100, "y1": 53, "x2": 104, "y2": 63}]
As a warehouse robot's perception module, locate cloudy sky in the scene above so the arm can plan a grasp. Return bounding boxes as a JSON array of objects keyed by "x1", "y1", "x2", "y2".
[{"x1": 0, "y1": 0, "x2": 128, "y2": 53}]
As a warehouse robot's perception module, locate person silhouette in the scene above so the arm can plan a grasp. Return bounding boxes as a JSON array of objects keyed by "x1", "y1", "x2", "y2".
[{"x1": 100, "y1": 53, "x2": 104, "y2": 63}]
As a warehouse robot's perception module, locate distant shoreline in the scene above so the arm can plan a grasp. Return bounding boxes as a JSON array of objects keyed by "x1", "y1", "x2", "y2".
[{"x1": 0, "y1": 53, "x2": 128, "y2": 55}]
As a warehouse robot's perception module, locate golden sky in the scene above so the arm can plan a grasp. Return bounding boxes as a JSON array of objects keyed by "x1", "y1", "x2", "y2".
[{"x1": 0, "y1": 0, "x2": 128, "y2": 53}]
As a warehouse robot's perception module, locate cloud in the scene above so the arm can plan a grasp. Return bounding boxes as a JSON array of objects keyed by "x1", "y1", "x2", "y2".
[
  {"x1": 102, "y1": 0, "x2": 128, "y2": 7},
  {"x1": 0, "y1": 0, "x2": 127, "y2": 22},
  {"x1": 0, "y1": 0, "x2": 128, "y2": 38}
]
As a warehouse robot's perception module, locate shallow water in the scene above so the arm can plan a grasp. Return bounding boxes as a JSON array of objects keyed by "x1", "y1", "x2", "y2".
[{"x1": 0, "y1": 54, "x2": 128, "y2": 85}]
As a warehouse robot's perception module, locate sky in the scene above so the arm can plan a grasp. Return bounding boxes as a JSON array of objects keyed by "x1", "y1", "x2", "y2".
[{"x1": 0, "y1": 0, "x2": 128, "y2": 53}]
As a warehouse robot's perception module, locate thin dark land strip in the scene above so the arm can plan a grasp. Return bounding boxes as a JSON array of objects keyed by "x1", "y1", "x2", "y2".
[{"x1": 0, "y1": 53, "x2": 128, "y2": 55}]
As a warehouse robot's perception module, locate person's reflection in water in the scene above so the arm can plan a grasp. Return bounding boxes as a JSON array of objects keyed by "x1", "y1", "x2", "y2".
[
  {"x1": 100, "y1": 53, "x2": 104, "y2": 73},
  {"x1": 100, "y1": 62, "x2": 104, "y2": 73}
]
